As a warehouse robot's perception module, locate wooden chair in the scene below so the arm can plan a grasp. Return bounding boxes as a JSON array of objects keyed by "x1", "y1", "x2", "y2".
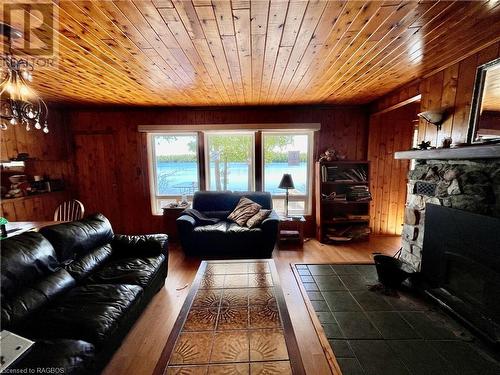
[{"x1": 54, "y1": 199, "x2": 85, "y2": 221}]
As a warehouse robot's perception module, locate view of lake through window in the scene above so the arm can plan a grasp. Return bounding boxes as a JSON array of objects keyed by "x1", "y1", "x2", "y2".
[
  {"x1": 153, "y1": 134, "x2": 199, "y2": 196},
  {"x1": 151, "y1": 131, "x2": 311, "y2": 214}
]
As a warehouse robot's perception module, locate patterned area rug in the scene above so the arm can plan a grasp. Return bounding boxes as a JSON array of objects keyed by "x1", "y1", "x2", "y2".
[
  {"x1": 154, "y1": 260, "x2": 305, "y2": 375},
  {"x1": 293, "y1": 263, "x2": 500, "y2": 375}
]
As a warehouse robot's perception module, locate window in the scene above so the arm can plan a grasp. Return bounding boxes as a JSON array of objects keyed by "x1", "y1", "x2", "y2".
[
  {"x1": 205, "y1": 132, "x2": 254, "y2": 191},
  {"x1": 149, "y1": 133, "x2": 199, "y2": 214},
  {"x1": 263, "y1": 132, "x2": 313, "y2": 215},
  {"x1": 147, "y1": 128, "x2": 315, "y2": 215}
]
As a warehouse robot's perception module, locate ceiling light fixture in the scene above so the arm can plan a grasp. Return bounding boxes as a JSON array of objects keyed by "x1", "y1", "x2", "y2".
[{"x1": 0, "y1": 23, "x2": 49, "y2": 133}]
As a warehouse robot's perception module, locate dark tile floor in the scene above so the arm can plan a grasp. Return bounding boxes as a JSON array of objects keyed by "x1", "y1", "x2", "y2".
[{"x1": 295, "y1": 264, "x2": 500, "y2": 375}]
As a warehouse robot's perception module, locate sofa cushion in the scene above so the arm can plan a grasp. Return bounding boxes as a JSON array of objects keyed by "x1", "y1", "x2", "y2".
[
  {"x1": 111, "y1": 234, "x2": 168, "y2": 257},
  {"x1": 246, "y1": 209, "x2": 272, "y2": 228},
  {"x1": 200, "y1": 210, "x2": 231, "y2": 220},
  {"x1": 65, "y1": 244, "x2": 113, "y2": 281},
  {"x1": 1, "y1": 232, "x2": 60, "y2": 300},
  {"x1": 2, "y1": 269, "x2": 76, "y2": 329},
  {"x1": 193, "y1": 221, "x2": 229, "y2": 233},
  {"x1": 40, "y1": 213, "x2": 114, "y2": 262},
  {"x1": 9, "y1": 339, "x2": 95, "y2": 375},
  {"x1": 86, "y1": 255, "x2": 165, "y2": 288},
  {"x1": 28, "y1": 284, "x2": 143, "y2": 347},
  {"x1": 193, "y1": 191, "x2": 273, "y2": 211},
  {"x1": 227, "y1": 197, "x2": 261, "y2": 226}
]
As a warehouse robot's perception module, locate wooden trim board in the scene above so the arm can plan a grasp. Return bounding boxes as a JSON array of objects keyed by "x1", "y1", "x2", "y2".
[{"x1": 138, "y1": 123, "x2": 321, "y2": 132}]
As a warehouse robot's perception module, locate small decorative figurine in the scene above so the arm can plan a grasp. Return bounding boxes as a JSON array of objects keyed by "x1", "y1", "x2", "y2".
[
  {"x1": 417, "y1": 141, "x2": 432, "y2": 150},
  {"x1": 442, "y1": 137, "x2": 452, "y2": 149},
  {"x1": 318, "y1": 147, "x2": 345, "y2": 162}
]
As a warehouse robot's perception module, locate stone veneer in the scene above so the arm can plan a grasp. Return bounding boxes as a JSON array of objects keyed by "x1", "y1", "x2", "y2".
[{"x1": 401, "y1": 158, "x2": 500, "y2": 270}]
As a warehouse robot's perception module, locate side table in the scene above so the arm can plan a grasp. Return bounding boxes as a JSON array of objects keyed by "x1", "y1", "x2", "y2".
[
  {"x1": 278, "y1": 216, "x2": 305, "y2": 249},
  {"x1": 162, "y1": 206, "x2": 188, "y2": 242}
]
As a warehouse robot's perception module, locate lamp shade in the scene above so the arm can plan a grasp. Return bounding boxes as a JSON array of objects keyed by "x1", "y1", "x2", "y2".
[{"x1": 278, "y1": 174, "x2": 295, "y2": 189}]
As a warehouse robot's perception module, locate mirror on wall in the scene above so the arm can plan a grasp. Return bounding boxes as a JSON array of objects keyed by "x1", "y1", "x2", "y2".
[{"x1": 468, "y1": 57, "x2": 500, "y2": 143}]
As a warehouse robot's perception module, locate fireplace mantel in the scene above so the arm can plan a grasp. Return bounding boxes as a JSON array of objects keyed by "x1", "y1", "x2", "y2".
[{"x1": 394, "y1": 144, "x2": 500, "y2": 160}]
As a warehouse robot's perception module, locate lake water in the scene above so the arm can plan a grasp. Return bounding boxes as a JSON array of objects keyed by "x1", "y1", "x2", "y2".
[{"x1": 156, "y1": 161, "x2": 307, "y2": 195}]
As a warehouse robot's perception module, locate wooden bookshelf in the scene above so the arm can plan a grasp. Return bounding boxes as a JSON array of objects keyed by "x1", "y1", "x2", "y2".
[{"x1": 315, "y1": 161, "x2": 371, "y2": 243}]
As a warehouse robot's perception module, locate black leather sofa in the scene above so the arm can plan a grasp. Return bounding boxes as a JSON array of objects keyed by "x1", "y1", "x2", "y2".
[
  {"x1": 1, "y1": 214, "x2": 168, "y2": 375},
  {"x1": 177, "y1": 191, "x2": 279, "y2": 257}
]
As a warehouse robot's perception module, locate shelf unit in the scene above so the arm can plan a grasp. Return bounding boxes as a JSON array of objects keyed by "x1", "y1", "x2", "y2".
[{"x1": 315, "y1": 161, "x2": 371, "y2": 243}]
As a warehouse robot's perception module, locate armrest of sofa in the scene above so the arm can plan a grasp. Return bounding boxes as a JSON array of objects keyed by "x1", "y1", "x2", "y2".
[
  {"x1": 259, "y1": 210, "x2": 279, "y2": 254},
  {"x1": 111, "y1": 234, "x2": 168, "y2": 257},
  {"x1": 177, "y1": 215, "x2": 196, "y2": 233},
  {"x1": 176, "y1": 215, "x2": 196, "y2": 255},
  {"x1": 261, "y1": 210, "x2": 279, "y2": 234}
]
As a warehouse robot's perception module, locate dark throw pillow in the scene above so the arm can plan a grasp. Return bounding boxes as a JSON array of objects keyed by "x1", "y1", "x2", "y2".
[
  {"x1": 246, "y1": 209, "x2": 272, "y2": 228},
  {"x1": 183, "y1": 208, "x2": 221, "y2": 226},
  {"x1": 227, "y1": 197, "x2": 262, "y2": 226}
]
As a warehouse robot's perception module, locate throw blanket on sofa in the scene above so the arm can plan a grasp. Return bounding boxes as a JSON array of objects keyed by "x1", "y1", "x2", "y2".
[{"x1": 182, "y1": 208, "x2": 221, "y2": 226}]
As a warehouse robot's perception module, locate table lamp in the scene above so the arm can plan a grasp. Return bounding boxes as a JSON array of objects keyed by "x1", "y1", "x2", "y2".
[{"x1": 278, "y1": 174, "x2": 295, "y2": 217}]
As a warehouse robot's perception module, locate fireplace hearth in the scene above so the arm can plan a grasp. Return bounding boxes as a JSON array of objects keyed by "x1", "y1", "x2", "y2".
[{"x1": 421, "y1": 204, "x2": 500, "y2": 344}]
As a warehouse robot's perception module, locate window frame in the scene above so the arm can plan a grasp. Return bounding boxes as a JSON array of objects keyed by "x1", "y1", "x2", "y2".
[
  {"x1": 147, "y1": 132, "x2": 200, "y2": 215},
  {"x1": 261, "y1": 130, "x2": 314, "y2": 215},
  {"x1": 204, "y1": 131, "x2": 256, "y2": 192},
  {"x1": 147, "y1": 129, "x2": 315, "y2": 216}
]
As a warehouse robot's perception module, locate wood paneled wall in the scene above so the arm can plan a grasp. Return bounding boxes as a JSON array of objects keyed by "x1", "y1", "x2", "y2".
[
  {"x1": 67, "y1": 106, "x2": 368, "y2": 234},
  {"x1": 0, "y1": 108, "x2": 74, "y2": 221},
  {"x1": 367, "y1": 42, "x2": 500, "y2": 235},
  {"x1": 373, "y1": 42, "x2": 500, "y2": 146},
  {"x1": 418, "y1": 42, "x2": 500, "y2": 146},
  {"x1": 368, "y1": 102, "x2": 419, "y2": 235}
]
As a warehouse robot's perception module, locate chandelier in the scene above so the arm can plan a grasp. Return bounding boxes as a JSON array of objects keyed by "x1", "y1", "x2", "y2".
[{"x1": 1, "y1": 24, "x2": 49, "y2": 133}]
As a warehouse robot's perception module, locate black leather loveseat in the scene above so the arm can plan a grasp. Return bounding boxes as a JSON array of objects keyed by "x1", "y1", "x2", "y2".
[
  {"x1": 1, "y1": 214, "x2": 168, "y2": 375},
  {"x1": 177, "y1": 191, "x2": 279, "y2": 257}
]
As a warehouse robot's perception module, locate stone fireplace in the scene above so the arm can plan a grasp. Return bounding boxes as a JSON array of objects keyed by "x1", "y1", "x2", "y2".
[
  {"x1": 401, "y1": 157, "x2": 500, "y2": 271},
  {"x1": 394, "y1": 145, "x2": 500, "y2": 343}
]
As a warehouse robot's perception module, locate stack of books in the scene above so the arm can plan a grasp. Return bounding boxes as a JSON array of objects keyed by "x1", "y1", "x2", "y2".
[
  {"x1": 333, "y1": 193, "x2": 347, "y2": 201},
  {"x1": 325, "y1": 225, "x2": 371, "y2": 242},
  {"x1": 320, "y1": 165, "x2": 338, "y2": 182},
  {"x1": 330, "y1": 214, "x2": 370, "y2": 222},
  {"x1": 347, "y1": 185, "x2": 371, "y2": 201}
]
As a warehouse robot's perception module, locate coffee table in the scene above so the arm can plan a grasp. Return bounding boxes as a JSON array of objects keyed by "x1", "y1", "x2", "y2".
[{"x1": 154, "y1": 259, "x2": 305, "y2": 375}]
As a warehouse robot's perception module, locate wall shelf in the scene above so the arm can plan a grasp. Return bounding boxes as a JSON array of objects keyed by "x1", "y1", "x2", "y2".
[{"x1": 321, "y1": 200, "x2": 370, "y2": 205}]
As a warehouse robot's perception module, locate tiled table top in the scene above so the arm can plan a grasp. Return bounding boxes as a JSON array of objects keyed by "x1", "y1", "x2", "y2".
[
  {"x1": 155, "y1": 260, "x2": 304, "y2": 375},
  {"x1": 294, "y1": 263, "x2": 500, "y2": 375}
]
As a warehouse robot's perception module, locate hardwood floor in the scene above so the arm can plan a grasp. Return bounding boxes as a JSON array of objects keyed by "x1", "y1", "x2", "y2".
[{"x1": 102, "y1": 236, "x2": 401, "y2": 375}]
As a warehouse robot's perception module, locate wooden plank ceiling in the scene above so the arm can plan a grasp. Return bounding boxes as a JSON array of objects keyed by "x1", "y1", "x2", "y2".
[{"x1": 2, "y1": 0, "x2": 500, "y2": 106}]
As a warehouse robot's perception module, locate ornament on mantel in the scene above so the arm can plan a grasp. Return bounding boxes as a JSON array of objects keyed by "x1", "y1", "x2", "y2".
[
  {"x1": 415, "y1": 141, "x2": 433, "y2": 150},
  {"x1": 441, "y1": 137, "x2": 453, "y2": 149}
]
